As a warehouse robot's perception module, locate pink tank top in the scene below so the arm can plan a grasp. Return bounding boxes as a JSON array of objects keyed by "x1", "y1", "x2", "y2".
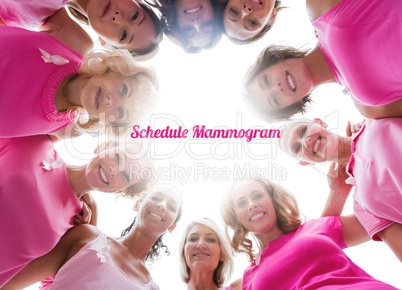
[{"x1": 49, "y1": 233, "x2": 160, "y2": 289}]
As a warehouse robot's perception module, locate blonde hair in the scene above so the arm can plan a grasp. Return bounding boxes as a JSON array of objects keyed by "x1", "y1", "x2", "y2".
[
  {"x1": 221, "y1": 178, "x2": 302, "y2": 262},
  {"x1": 179, "y1": 218, "x2": 234, "y2": 287},
  {"x1": 94, "y1": 140, "x2": 155, "y2": 198},
  {"x1": 74, "y1": 49, "x2": 159, "y2": 134}
]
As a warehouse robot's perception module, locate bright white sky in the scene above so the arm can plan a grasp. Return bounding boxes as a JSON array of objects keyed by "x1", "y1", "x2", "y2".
[{"x1": 27, "y1": 0, "x2": 402, "y2": 288}]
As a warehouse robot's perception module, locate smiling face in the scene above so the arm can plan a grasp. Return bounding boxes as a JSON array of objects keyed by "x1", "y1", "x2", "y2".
[
  {"x1": 87, "y1": 0, "x2": 156, "y2": 52},
  {"x1": 224, "y1": 0, "x2": 276, "y2": 42},
  {"x1": 246, "y1": 59, "x2": 313, "y2": 111},
  {"x1": 280, "y1": 121, "x2": 339, "y2": 163},
  {"x1": 80, "y1": 72, "x2": 139, "y2": 126},
  {"x1": 85, "y1": 144, "x2": 146, "y2": 193},
  {"x1": 232, "y1": 180, "x2": 282, "y2": 236},
  {"x1": 136, "y1": 189, "x2": 181, "y2": 234},
  {"x1": 184, "y1": 224, "x2": 221, "y2": 274},
  {"x1": 175, "y1": 0, "x2": 215, "y2": 48}
]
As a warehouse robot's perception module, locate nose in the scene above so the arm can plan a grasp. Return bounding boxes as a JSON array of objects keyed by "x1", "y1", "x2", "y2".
[
  {"x1": 106, "y1": 94, "x2": 122, "y2": 108},
  {"x1": 191, "y1": 16, "x2": 201, "y2": 23},
  {"x1": 109, "y1": 165, "x2": 117, "y2": 178},
  {"x1": 242, "y1": 4, "x2": 253, "y2": 13},
  {"x1": 112, "y1": 10, "x2": 122, "y2": 23},
  {"x1": 156, "y1": 200, "x2": 167, "y2": 211},
  {"x1": 196, "y1": 238, "x2": 207, "y2": 249},
  {"x1": 249, "y1": 203, "x2": 258, "y2": 211},
  {"x1": 277, "y1": 82, "x2": 284, "y2": 92},
  {"x1": 303, "y1": 136, "x2": 312, "y2": 147}
]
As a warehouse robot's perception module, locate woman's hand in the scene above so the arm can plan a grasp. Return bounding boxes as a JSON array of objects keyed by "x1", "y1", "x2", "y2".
[
  {"x1": 76, "y1": 193, "x2": 98, "y2": 226},
  {"x1": 74, "y1": 201, "x2": 92, "y2": 225},
  {"x1": 321, "y1": 163, "x2": 352, "y2": 217}
]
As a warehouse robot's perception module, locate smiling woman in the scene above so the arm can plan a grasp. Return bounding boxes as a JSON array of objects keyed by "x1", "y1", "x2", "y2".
[
  {"x1": 0, "y1": 26, "x2": 158, "y2": 139},
  {"x1": 2, "y1": 184, "x2": 183, "y2": 289}
]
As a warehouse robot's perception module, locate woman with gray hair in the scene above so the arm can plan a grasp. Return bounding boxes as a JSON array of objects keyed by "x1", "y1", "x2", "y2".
[{"x1": 179, "y1": 217, "x2": 236, "y2": 290}]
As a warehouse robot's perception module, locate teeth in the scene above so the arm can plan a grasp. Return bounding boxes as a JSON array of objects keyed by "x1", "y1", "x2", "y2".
[
  {"x1": 99, "y1": 167, "x2": 108, "y2": 183},
  {"x1": 287, "y1": 74, "x2": 295, "y2": 90},
  {"x1": 185, "y1": 6, "x2": 201, "y2": 13},
  {"x1": 150, "y1": 212, "x2": 162, "y2": 221},
  {"x1": 195, "y1": 253, "x2": 208, "y2": 256},
  {"x1": 250, "y1": 213, "x2": 264, "y2": 221},
  {"x1": 313, "y1": 138, "x2": 321, "y2": 154}
]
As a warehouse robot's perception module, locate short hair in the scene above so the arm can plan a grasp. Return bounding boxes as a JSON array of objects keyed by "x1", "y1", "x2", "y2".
[
  {"x1": 147, "y1": 0, "x2": 225, "y2": 53},
  {"x1": 243, "y1": 45, "x2": 313, "y2": 122},
  {"x1": 221, "y1": 177, "x2": 302, "y2": 262},
  {"x1": 75, "y1": 49, "x2": 159, "y2": 133},
  {"x1": 224, "y1": 0, "x2": 283, "y2": 45},
  {"x1": 67, "y1": 3, "x2": 163, "y2": 60},
  {"x1": 121, "y1": 184, "x2": 183, "y2": 262},
  {"x1": 179, "y1": 218, "x2": 234, "y2": 287}
]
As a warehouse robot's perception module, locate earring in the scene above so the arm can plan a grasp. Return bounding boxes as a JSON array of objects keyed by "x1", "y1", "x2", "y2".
[{"x1": 98, "y1": 37, "x2": 106, "y2": 46}]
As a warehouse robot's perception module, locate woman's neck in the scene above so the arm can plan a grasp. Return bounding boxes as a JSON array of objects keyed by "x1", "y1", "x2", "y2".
[
  {"x1": 303, "y1": 45, "x2": 336, "y2": 87},
  {"x1": 254, "y1": 227, "x2": 285, "y2": 251},
  {"x1": 120, "y1": 225, "x2": 161, "y2": 262},
  {"x1": 54, "y1": 74, "x2": 87, "y2": 112},
  {"x1": 187, "y1": 272, "x2": 219, "y2": 290},
  {"x1": 336, "y1": 136, "x2": 352, "y2": 166},
  {"x1": 66, "y1": 164, "x2": 91, "y2": 198}
]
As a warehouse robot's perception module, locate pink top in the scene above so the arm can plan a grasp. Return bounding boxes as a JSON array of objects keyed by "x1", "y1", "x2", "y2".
[
  {"x1": 48, "y1": 232, "x2": 160, "y2": 290},
  {"x1": 242, "y1": 216, "x2": 396, "y2": 290},
  {"x1": 0, "y1": 135, "x2": 82, "y2": 287},
  {"x1": 0, "y1": 26, "x2": 82, "y2": 138},
  {"x1": 346, "y1": 118, "x2": 402, "y2": 237},
  {"x1": 0, "y1": 0, "x2": 68, "y2": 29},
  {"x1": 311, "y1": 0, "x2": 402, "y2": 106}
]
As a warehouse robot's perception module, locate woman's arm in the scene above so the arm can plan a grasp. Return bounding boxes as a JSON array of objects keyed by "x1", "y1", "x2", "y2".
[
  {"x1": 355, "y1": 99, "x2": 402, "y2": 119},
  {"x1": 230, "y1": 278, "x2": 243, "y2": 290},
  {"x1": 377, "y1": 223, "x2": 402, "y2": 262},
  {"x1": 39, "y1": 8, "x2": 93, "y2": 56},
  {"x1": 340, "y1": 215, "x2": 370, "y2": 247},
  {"x1": 2, "y1": 224, "x2": 98, "y2": 289},
  {"x1": 321, "y1": 163, "x2": 352, "y2": 217}
]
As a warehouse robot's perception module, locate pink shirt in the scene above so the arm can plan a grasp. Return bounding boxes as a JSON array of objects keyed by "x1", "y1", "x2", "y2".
[
  {"x1": 346, "y1": 118, "x2": 402, "y2": 237},
  {"x1": 48, "y1": 232, "x2": 160, "y2": 290},
  {"x1": 0, "y1": 26, "x2": 82, "y2": 138},
  {"x1": 242, "y1": 216, "x2": 396, "y2": 289},
  {"x1": 311, "y1": 0, "x2": 402, "y2": 106},
  {"x1": 0, "y1": 135, "x2": 82, "y2": 287},
  {"x1": 0, "y1": 0, "x2": 68, "y2": 29}
]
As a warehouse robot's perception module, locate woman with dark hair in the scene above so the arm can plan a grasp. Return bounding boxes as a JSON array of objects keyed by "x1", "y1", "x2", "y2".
[
  {"x1": 223, "y1": 0, "x2": 281, "y2": 45},
  {"x1": 221, "y1": 177, "x2": 398, "y2": 289},
  {"x1": 2, "y1": 184, "x2": 182, "y2": 289},
  {"x1": 0, "y1": 136, "x2": 154, "y2": 287},
  {"x1": 0, "y1": 0, "x2": 163, "y2": 59},
  {"x1": 148, "y1": 0, "x2": 225, "y2": 53},
  {"x1": 243, "y1": 0, "x2": 402, "y2": 121}
]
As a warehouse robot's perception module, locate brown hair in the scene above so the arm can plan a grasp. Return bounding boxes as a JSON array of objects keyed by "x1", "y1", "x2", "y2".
[
  {"x1": 243, "y1": 45, "x2": 312, "y2": 122},
  {"x1": 224, "y1": 0, "x2": 283, "y2": 45},
  {"x1": 147, "y1": 0, "x2": 225, "y2": 53},
  {"x1": 221, "y1": 177, "x2": 302, "y2": 262}
]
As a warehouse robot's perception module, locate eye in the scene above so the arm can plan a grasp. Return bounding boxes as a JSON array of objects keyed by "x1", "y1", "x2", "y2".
[
  {"x1": 248, "y1": 19, "x2": 258, "y2": 26},
  {"x1": 189, "y1": 237, "x2": 198, "y2": 242},
  {"x1": 264, "y1": 75, "x2": 270, "y2": 86},
  {"x1": 168, "y1": 204, "x2": 177, "y2": 212},
  {"x1": 301, "y1": 126, "x2": 307, "y2": 137},
  {"x1": 118, "y1": 107, "x2": 124, "y2": 119},
  {"x1": 229, "y1": 8, "x2": 239, "y2": 16},
  {"x1": 151, "y1": 196, "x2": 160, "y2": 201},
  {"x1": 123, "y1": 172, "x2": 130, "y2": 182},
  {"x1": 207, "y1": 238, "x2": 216, "y2": 243},
  {"x1": 254, "y1": 193, "x2": 263, "y2": 200},
  {"x1": 237, "y1": 200, "x2": 246, "y2": 208},
  {"x1": 273, "y1": 96, "x2": 280, "y2": 106},
  {"x1": 295, "y1": 143, "x2": 301, "y2": 154},
  {"x1": 131, "y1": 11, "x2": 138, "y2": 21},
  {"x1": 120, "y1": 30, "x2": 127, "y2": 42},
  {"x1": 116, "y1": 153, "x2": 121, "y2": 164},
  {"x1": 122, "y1": 84, "x2": 128, "y2": 96}
]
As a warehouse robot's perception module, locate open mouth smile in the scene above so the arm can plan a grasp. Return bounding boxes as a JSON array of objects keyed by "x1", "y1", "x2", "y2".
[
  {"x1": 249, "y1": 212, "x2": 266, "y2": 221},
  {"x1": 149, "y1": 211, "x2": 163, "y2": 221},
  {"x1": 99, "y1": 165, "x2": 109, "y2": 184},
  {"x1": 286, "y1": 72, "x2": 296, "y2": 92},
  {"x1": 95, "y1": 88, "x2": 102, "y2": 110},
  {"x1": 246, "y1": 0, "x2": 263, "y2": 6},
  {"x1": 184, "y1": 6, "x2": 202, "y2": 14},
  {"x1": 102, "y1": 2, "x2": 111, "y2": 17},
  {"x1": 312, "y1": 137, "x2": 322, "y2": 155}
]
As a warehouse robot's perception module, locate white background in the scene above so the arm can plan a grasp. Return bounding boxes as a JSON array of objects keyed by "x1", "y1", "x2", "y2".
[{"x1": 28, "y1": 0, "x2": 402, "y2": 288}]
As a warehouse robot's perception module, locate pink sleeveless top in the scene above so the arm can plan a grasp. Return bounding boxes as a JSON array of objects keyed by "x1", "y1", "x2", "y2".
[
  {"x1": 49, "y1": 232, "x2": 160, "y2": 290},
  {"x1": 0, "y1": 135, "x2": 82, "y2": 287},
  {"x1": 0, "y1": 26, "x2": 83, "y2": 137}
]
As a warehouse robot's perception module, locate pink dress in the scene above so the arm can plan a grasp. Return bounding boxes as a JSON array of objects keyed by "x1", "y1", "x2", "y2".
[
  {"x1": 48, "y1": 232, "x2": 160, "y2": 290},
  {"x1": 0, "y1": 26, "x2": 82, "y2": 138},
  {"x1": 311, "y1": 0, "x2": 402, "y2": 106},
  {"x1": 346, "y1": 118, "x2": 402, "y2": 239},
  {"x1": 0, "y1": 0, "x2": 68, "y2": 29},
  {"x1": 242, "y1": 216, "x2": 396, "y2": 289},
  {"x1": 0, "y1": 135, "x2": 83, "y2": 287}
]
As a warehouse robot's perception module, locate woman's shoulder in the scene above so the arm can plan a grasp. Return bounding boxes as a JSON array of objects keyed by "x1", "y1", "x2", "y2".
[{"x1": 306, "y1": 0, "x2": 344, "y2": 20}]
